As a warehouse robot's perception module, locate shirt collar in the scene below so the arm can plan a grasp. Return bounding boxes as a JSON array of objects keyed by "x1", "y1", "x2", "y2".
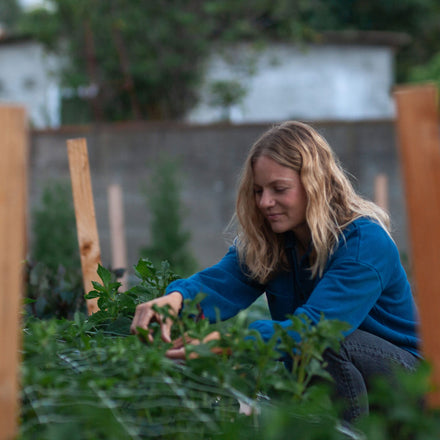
[{"x1": 284, "y1": 231, "x2": 312, "y2": 253}]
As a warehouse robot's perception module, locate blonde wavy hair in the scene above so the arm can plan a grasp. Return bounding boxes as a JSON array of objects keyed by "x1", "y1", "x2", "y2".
[{"x1": 235, "y1": 121, "x2": 390, "y2": 284}]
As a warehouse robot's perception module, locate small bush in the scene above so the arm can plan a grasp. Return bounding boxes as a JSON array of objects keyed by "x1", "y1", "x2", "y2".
[
  {"x1": 31, "y1": 180, "x2": 80, "y2": 273},
  {"x1": 27, "y1": 180, "x2": 84, "y2": 318},
  {"x1": 140, "y1": 157, "x2": 198, "y2": 277},
  {"x1": 21, "y1": 259, "x2": 440, "y2": 439},
  {"x1": 20, "y1": 259, "x2": 349, "y2": 439}
]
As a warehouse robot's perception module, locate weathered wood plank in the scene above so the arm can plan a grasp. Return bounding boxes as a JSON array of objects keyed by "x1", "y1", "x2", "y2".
[
  {"x1": 394, "y1": 84, "x2": 440, "y2": 406},
  {"x1": 67, "y1": 138, "x2": 101, "y2": 315},
  {"x1": 0, "y1": 106, "x2": 27, "y2": 439},
  {"x1": 108, "y1": 183, "x2": 128, "y2": 291},
  {"x1": 374, "y1": 173, "x2": 388, "y2": 212}
]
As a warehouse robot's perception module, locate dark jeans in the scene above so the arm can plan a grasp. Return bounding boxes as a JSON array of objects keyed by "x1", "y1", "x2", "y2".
[{"x1": 323, "y1": 329, "x2": 419, "y2": 422}]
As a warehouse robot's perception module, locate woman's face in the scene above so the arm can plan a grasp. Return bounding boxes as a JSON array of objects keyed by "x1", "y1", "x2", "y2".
[{"x1": 253, "y1": 155, "x2": 309, "y2": 241}]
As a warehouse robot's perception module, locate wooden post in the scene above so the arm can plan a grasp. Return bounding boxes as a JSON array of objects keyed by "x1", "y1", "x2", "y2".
[
  {"x1": 107, "y1": 183, "x2": 128, "y2": 291},
  {"x1": 374, "y1": 173, "x2": 389, "y2": 212},
  {"x1": 394, "y1": 84, "x2": 440, "y2": 407},
  {"x1": 67, "y1": 138, "x2": 101, "y2": 315},
  {"x1": 0, "y1": 106, "x2": 27, "y2": 439}
]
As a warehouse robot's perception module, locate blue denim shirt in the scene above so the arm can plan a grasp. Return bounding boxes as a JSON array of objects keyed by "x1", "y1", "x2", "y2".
[{"x1": 166, "y1": 217, "x2": 420, "y2": 356}]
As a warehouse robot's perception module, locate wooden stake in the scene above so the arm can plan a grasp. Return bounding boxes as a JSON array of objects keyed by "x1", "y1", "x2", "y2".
[
  {"x1": 374, "y1": 173, "x2": 388, "y2": 212},
  {"x1": 107, "y1": 184, "x2": 129, "y2": 291},
  {"x1": 394, "y1": 84, "x2": 440, "y2": 407},
  {"x1": 67, "y1": 138, "x2": 101, "y2": 315},
  {"x1": 0, "y1": 106, "x2": 27, "y2": 440}
]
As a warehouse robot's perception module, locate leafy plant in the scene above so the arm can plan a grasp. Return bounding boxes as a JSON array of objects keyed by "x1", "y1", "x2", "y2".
[
  {"x1": 27, "y1": 180, "x2": 84, "y2": 319},
  {"x1": 31, "y1": 180, "x2": 79, "y2": 273},
  {"x1": 18, "y1": 0, "x2": 440, "y2": 123},
  {"x1": 19, "y1": 257, "x2": 348, "y2": 438},
  {"x1": 140, "y1": 157, "x2": 198, "y2": 277},
  {"x1": 354, "y1": 361, "x2": 440, "y2": 439},
  {"x1": 410, "y1": 52, "x2": 440, "y2": 91},
  {"x1": 25, "y1": 261, "x2": 85, "y2": 319},
  {"x1": 208, "y1": 79, "x2": 247, "y2": 121},
  {"x1": 84, "y1": 259, "x2": 179, "y2": 335},
  {"x1": 20, "y1": 258, "x2": 439, "y2": 439},
  {"x1": 0, "y1": 0, "x2": 22, "y2": 32}
]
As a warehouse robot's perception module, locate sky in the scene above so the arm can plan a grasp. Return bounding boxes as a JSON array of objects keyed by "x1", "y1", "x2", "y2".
[{"x1": 18, "y1": 0, "x2": 44, "y2": 10}]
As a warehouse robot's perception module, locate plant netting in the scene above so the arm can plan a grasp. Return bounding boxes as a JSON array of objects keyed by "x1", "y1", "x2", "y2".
[{"x1": 19, "y1": 259, "x2": 440, "y2": 440}]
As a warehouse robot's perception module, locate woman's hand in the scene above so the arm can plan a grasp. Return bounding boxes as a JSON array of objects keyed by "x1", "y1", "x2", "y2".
[
  {"x1": 130, "y1": 291, "x2": 183, "y2": 343},
  {"x1": 166, "y1": 331, "x2": 230, "y2": 360}
]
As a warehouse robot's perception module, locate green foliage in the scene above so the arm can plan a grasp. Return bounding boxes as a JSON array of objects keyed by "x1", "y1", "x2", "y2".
[
  {"x1": 17, "y1": 0, "x2": 440, "y2": 123},
  {"x1": 25, "y1": 262, "x2": 85, "y2": 319},
  {"x1": 19, "y1": 258, "x2": 344, "y2": 438},
  {"x1": 19, "y1": 258, "x2": 440, "y2": 439},
  {"x1": 27, "y1": 180, "x2": 84, "y2": 319},
  {"x1": 276, "y1": 315, "x2": 349, "y2": 396},
  {"x1": 208, "y1": 79, "x2": 247, "y2": 121},
  {"x1": 0, "y1": 0, "x2": 22, "y2": 31},
  {"x1": 409, "y1": 52, "x2": 440, "y2": 90},
  {"x1": 19, "y1": 0, "x2": 213, "y2": 122},
  {"x1": 355, "y1": 362, "x2": 440, "y2": 439},
  {"x1": 84, "y1": 259, "x2": 180, "y2": 335},
  {"x1": 31, "y1": 180, "x2": 79, "y2": 273},
  {"x1": 18, "y1": 6, "x2": 60, "y2": 48},
  {"x1": 140, "y1": 157, "x2": 198, "y2": 278}
]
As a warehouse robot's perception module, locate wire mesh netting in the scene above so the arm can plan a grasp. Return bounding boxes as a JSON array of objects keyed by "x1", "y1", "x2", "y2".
[
  {"x1": 18, "y1": 266, "x2": 354, "y2": 440},
  {"x1": 19, "y1": 320, "x2": 265, "y2": 440}
]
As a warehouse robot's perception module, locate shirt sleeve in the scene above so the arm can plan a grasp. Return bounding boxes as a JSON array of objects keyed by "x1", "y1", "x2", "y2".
[{"x1": 165, "y1": 246, "x2": 265, "y2": 322}]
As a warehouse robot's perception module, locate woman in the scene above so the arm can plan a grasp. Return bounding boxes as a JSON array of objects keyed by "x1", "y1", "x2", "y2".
[{"x1": 131, "y1": 121, "x2": 420, "y2": 421}]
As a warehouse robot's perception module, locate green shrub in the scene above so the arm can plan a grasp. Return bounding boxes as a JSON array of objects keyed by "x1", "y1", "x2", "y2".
[
  {"x1": 410, "y1": 52, "x2": 440, "y2": 91},
  {"x1": 20, "y1": 259, "x2": 439, "y2": 439},
  {"x1": 208, "y1": 79, "x2": 247, "y2": 122},
  {"x1": 19, "y1": 259, "x2": 349, "y2": 439},
  {"x1": 27, "y1": 180, "x2": 84, "y2": 318},
  {"x1": 140, "y1": 157, "x2": 198, "y2": 277},
  {"x1": 31, "y1": 180, "x2": 80, "y2": 273}
]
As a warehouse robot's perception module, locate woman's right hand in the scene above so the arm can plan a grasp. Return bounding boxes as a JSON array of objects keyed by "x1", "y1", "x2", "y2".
[{"x1": 130, "y1": 291, "x2": 183, "y2": 343}]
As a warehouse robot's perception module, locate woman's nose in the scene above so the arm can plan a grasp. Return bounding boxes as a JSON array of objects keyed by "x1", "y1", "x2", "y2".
[{"x1": 259, "y1": 190, "x2": 275, "y2": 208}]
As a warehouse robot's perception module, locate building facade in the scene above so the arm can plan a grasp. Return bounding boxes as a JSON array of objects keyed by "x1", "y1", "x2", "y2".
[
  {"x1": 0, "y1": 36, "x2": 60, "y2": 128},
  {"x1": 187, "y1": 32, "x2": 410, "y2": 124}
]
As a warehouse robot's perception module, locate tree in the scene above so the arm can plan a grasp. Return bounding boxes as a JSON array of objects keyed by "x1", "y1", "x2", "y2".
[
  {"x1": 140, "y1": 157, "x2": 198, "y2": 277},
  {"x1": 208, "y1": 80, "x2": 247, "y2": 122},
  {"x1": 410, "y1": 52, "x2": 440, "y2": 89},
  {"x1": 18, "y1": 0, "x2": 440, "y2": 123},
  {"x1": 0, "y1": 0, "x2": 22, "y2": 31},
  {"x1": 31, "y1": 180, "x2": 80, "y2": 273},
  {"x1": 19, "y1": 0, "x2": 215, "y2": 122}
]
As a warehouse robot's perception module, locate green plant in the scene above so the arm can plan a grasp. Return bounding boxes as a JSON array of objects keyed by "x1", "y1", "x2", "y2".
[
  {"x1": 25, "y1": 261, "x2": 85, "y2": 319},
  {"x1": 208, "y1": 79, "x2": 247, "y2": 121},
  {"x1": 0, "y1": 0, "x2": 22, "y2": 32},
  {"x1": 355, "y1": 362, "x2": 440, "y2": 439},
  {"x1": 31, "y1": 180, "x2": 80, "y2": 273},
  {"x1": 19, "y1": 0, "x2": 440, "y2": 123},
  {"x1": 20, "y1": 258, "x2": 439, "y2": 439},
  {"x1": 27, "y1": 180, "x2": 84, "y2": 319},
  {"x1": 140, "y1": 157, "x2": 198, "y2": 277},
  {"x1": 410, "y1": 52, "x2": 440, "y2": 91},
  {"x1": 19, "y1": 258, "x2": 349, "y2": 439},
  {"x1": 84, "y1": 259, "x2": 180, "y2": 335}
]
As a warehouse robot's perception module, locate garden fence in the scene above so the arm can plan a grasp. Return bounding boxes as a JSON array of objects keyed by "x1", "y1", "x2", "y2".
[
  {"x1": 394, "y1": 83, "x2": 440, "y2": 406},
  {"x1": 0, "y1": 106, "x2": 27, "y2": 440}
]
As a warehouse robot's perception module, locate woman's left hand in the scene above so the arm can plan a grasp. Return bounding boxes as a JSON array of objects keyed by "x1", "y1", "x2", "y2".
[{"x1": 166, "y1": 331, "x2": 229, "y2": 360}]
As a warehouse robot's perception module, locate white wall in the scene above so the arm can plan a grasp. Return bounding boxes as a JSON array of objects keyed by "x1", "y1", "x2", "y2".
[
  {"x1": 0, "y1": 39, "x2": 60, "y2": 128},
  {"x1": 0, "y1": 39, "x2": 396, "y2": 128},
  {"x1": 187, "y1": 43, "x2": 396, "y2": 123}
]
